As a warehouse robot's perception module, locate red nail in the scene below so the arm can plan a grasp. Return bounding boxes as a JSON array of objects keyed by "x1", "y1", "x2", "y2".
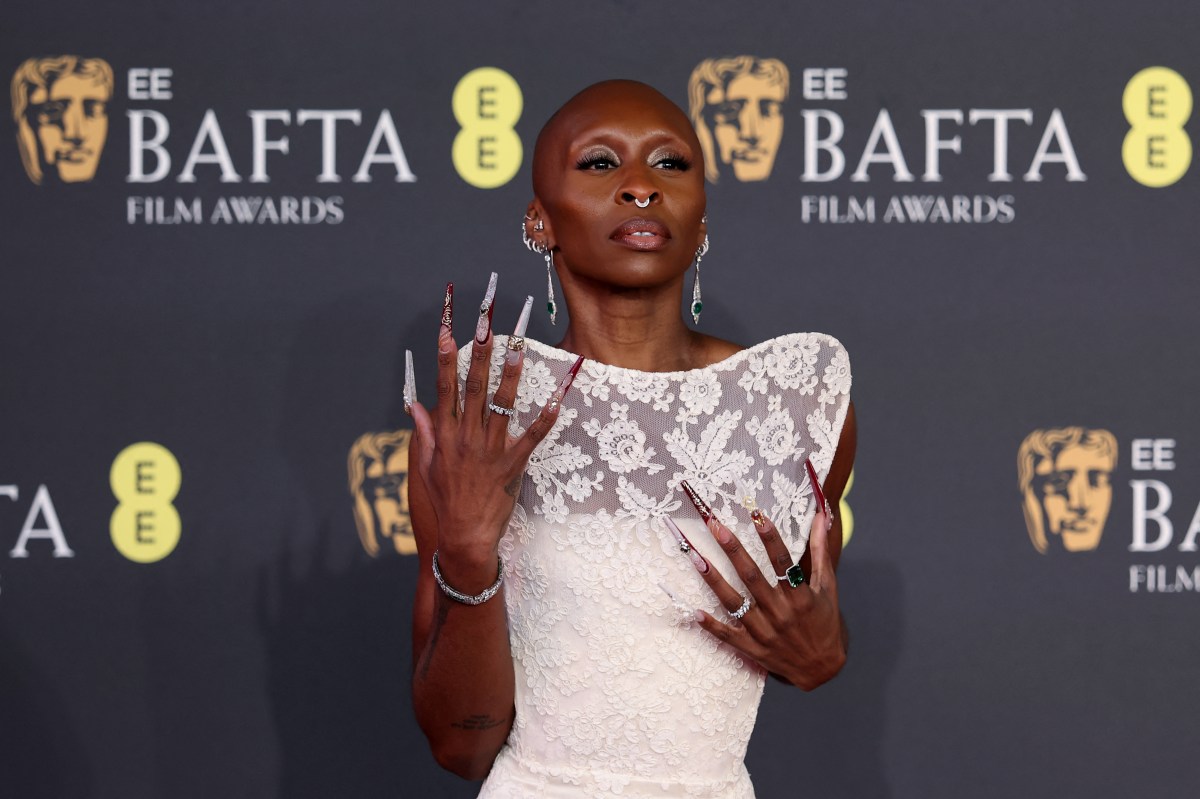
[
  {"x1": 440, "y1": 282, "x2": 454, "y2": 333},
  {"x1": 805, "y1": 458, "x2": 829, "y2": 516},
  {"x1": 679, "y1": 480, "x2": 714, "y2": 523},
  {"x1": 547, "y1": 355, "x2": 584, "y2": 413}
]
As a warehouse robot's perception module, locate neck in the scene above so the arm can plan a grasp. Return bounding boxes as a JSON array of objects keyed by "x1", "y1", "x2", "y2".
[{"x1": 553, "y1": 274, "x2": 701, "y2": 372}]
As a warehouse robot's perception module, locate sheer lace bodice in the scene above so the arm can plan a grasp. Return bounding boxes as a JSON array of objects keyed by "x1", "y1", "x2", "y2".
[{"x1": 459, "y1": 333, "x2": 852, "y2": 798}]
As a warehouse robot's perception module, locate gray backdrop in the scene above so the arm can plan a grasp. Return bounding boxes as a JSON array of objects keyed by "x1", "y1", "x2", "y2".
[{"x1": 3, "y1": 2, "x2": 1199, "y2": 797}]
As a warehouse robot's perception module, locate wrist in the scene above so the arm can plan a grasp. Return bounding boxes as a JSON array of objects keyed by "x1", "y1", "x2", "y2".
[
  {"x1": 433, "y1": 549, "x2": 504, "y2": 606},
  {"x1": 434, "y1": 545, "x2": 503, "y2": 594}
]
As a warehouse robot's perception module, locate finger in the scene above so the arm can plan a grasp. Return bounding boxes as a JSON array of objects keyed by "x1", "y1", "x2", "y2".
[
  {"x1": 462, "y1": 272, "x2": 498, "y2": 426},
  {"x1": 679, "y1": 481, "x2": 776, "y2": 610},
  {"x1": 692, "y1": 610, "x2": 761, "y2": 658},
  {"x1": 807, "y1": 503, "x2": 834, "y2": 593},
  {"x1": 510, "y1": 354, "x2": 583, "y2": 463},
  {"x1": 671, "y1": 519, "x2": 773, "y2": 639},
  {"x1": 433, "y1": 283, "x2": 461, "y2": 430},
  {"x1": 485, "y1": 296, "x2": 533, "y2": 449},
  {"x1": 749, "y1": 508, "x2": 794, "y2": 582},
  {"x1": 409, "y1": 401, "x2": 436, "y2": 476}
]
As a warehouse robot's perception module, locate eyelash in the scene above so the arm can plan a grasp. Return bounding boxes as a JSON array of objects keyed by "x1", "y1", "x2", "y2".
[
  {"x1": 574, "y1": 152, "x2": 692, "y2": 171},
  {"x1": 576, "y1": 152, "x2": 616, "y2": 170},
  {"x1": 655, "y1": 153, "x2": 691, "y2": 170}
]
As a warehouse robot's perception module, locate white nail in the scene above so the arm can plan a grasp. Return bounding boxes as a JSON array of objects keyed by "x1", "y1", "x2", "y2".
[
  {"x1": 513, "y1": 295, "x2": 533, "y2": 338},
  {"x1": 475, "y1": 271, "x2": 498, "y2": 344},
  {"x1": 403, "y1": 349, "x2": 416, "y2": 412}
]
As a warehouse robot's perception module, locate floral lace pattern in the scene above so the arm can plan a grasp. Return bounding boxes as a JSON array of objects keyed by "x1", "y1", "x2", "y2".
[{"x1": 464, "y1": 333, "x2": 852, "y2": 799}]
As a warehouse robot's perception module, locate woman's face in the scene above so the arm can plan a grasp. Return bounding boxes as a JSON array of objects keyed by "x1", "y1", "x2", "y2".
[{"x1": 533, "y1": 82, "x2": 707, "y2": 290}]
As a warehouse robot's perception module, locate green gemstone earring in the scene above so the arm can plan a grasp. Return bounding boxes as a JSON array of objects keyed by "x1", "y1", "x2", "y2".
[
  {"x1": 545, "y1": 249, "x2": 557, "y2": 325},
  {"x1": 691, "y1": 231, "x2": 709, "y2": 325}
]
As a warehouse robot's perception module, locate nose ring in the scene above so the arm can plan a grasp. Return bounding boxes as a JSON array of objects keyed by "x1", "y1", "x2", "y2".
[{"x1": 634, "y1": 197, "x2": 650, "y2": 208}]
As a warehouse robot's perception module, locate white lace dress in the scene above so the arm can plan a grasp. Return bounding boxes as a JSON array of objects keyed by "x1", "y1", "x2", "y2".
[{"x1": 460, "y1": 333, "x2": 852, "y2": 798}]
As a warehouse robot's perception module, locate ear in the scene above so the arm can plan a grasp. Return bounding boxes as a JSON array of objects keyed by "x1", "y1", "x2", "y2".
[{"x1": 525, "y1": 199, "x2": 554, "y2": 251}]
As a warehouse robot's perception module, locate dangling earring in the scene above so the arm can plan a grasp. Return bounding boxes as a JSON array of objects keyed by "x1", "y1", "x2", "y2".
[
  {"x1": 522, "y1": 214, "x2": 557, "y2": 325},
  {"x1": 545, "y1": 250, "x2": 558, "y2": 325},
  {"x1": 691, "y1": 217, "x2": 710, "y2": 325}
]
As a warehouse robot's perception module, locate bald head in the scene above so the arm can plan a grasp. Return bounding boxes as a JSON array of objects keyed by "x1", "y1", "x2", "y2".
[{"x1": 532, "y1": 80, "x2": 701, "y2": 199}]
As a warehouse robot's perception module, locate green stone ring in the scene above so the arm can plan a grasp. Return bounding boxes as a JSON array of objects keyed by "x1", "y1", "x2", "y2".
[{"x1": 784, "y1": 562, "x2": 806, "y2": 588}]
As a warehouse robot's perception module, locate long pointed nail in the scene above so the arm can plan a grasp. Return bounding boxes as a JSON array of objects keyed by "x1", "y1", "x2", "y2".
[
  {"x1": 547, "y1": 355, "x2": 584, "y2": 413},
  {"x1": 440, "y1": 282, "x2": 454, "y2": 334},
  {"x1": 664, "y1": 516, "x2": 709, "y2": 574},
  {"x1": 506, "y1": 296, "x2": 533, "y2": 365},
  {"x1": 403, "y1": 349, "x2": 416, "y2": 414},
  {"x1": 679, "y1": 480, "x2": 714, "y2": 524},
  {"x1": 805, "y1": 458, "x2": 832, "y2": 526},
  {"x1": 475, "y1": 272, "x2": 498, "y2": 345}
]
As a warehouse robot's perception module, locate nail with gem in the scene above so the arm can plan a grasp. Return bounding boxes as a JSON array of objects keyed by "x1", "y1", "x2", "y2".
[
  {"x1": 475, "y1": 271, "x2": 498, "y2": 345},
  {"x1": 506, "y1": 296, "x2": 533, "y2": 365},
  {"x1": 679, "y1": 480, "x2": 714, "y2": 524},
  {"x1": 547, "y1": 355, "x2": 584, "y2": 413},
  {"x1": 664, "y1": 516, "x2": 710, "y2": 574}
]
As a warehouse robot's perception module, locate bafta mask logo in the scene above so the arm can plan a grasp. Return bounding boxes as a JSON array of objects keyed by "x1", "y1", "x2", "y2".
[
  {"x1": 1018, "y1": 427, "x2": 1118, "y2": 553},
  {"x1": 688, "y1": 56, "x2": 789, "y2": 184},
  {"x1": 12, "y1": 55, "x2": 113, "y2": 185},
  {"x1": 348, "y1": 430, "x2": 415, "y2": 556}
]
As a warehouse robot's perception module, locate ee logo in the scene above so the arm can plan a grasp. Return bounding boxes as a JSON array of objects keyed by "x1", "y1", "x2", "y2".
[
  {"x1": 839, "y1": 468, "x2": 855, "y2": 547},
  {"x1": 452, "y1": 67, "x2": 523, "y2": 189},
  {"x1": 110, "y1": 442, "x2": 181, "y2": 563},
  {"x1": 1123, "y1": 66, "x2": 1192, "y2": 187}
]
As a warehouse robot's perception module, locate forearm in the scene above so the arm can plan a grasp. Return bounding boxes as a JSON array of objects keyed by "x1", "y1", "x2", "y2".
[{"x1": 412, "y1": 547, "x2": 516, "y2": 780}]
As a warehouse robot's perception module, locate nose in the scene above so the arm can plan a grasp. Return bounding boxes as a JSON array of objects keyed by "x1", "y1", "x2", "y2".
[
  {"x1": 618, "y1": 165, "x2": 661, "y2": 207},
  {"x1": 738, "y1": 105, "x2": 760, "y2": 144},
  {"x1": 1066, "y1": 472, "x2": 1090, "y2": 514},
  {"x1": 63, "y1": 101, "x2": 84, "y2": 142}
]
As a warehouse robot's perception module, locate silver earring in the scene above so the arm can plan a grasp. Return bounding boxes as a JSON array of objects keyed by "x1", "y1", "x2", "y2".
[
  {"x1": 691, "y1": 241, "x2": 708, "y2": 325},
  {"x1": 545, "y1": 250, "x2": 558, "y2": 325},
  {"x1": 691, "y1": 217, "x2": 709, "y2": 325},
  {"x1": 522, "y1": 217, "x2": 537, "y2": 251},
  {"x1": 523, "y1": 214, "x2": 557, "y2": 325}
]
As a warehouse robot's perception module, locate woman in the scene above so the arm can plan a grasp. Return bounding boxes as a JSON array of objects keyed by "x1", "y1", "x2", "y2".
[{"x1": 405, "y1": 80, "x2": 856, "y2": 798}]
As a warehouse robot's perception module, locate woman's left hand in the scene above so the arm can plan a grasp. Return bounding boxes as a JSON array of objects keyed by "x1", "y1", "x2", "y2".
[{"x1": 688, "y1": 500, "x2": 846, "y2": 691}]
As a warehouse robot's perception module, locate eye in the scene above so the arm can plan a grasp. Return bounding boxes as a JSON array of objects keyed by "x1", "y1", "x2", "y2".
[
  {"x1": 654, "y1": 152, "x2": 692, "y2": 171},
  {"x1": 36, "y1": 101, "x2": 66, "y2": 124},
  {"x1": 1042, "y1": 470, "x2": 1073, "y2": 496},
  {"x1": 713, "y1": 100, "x2": 745, "y2": 125},
  {"x1": 576, "y1": 151, "x2": 618, "y2": 171}
]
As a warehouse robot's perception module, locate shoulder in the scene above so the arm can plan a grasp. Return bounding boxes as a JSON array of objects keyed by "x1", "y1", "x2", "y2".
[
  {"x1": 691, "y1": 332, "x2": 745, "y2": 368},
  {"x1": 696, "y1": 331, "x2": 850, "y2": 369}
]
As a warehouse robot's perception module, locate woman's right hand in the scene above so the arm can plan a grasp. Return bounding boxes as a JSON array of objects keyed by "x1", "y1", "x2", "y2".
[{"x1": 407, "y1": 276, "x2": 581, "y2": 587}]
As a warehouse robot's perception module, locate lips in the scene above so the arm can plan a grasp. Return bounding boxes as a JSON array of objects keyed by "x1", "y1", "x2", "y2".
[{"x1": 610, "y1": 217, "x2": 671, "y2": 251}]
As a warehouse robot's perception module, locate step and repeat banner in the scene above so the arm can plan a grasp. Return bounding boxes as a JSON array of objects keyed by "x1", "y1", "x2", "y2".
[{"x1": 3, "y1": 2, "x2": 1198, "y2": 797}]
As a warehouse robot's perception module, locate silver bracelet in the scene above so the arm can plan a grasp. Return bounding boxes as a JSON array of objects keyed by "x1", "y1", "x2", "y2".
[{"x1": 432, "y1": 550, "x2": 504, "y2": 606}]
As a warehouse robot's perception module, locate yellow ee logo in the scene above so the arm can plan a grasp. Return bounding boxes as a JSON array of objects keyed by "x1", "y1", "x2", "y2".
[
  {"x1": 110, "y1": 442, "x2": 181, "y2": 563},
  {"x1": 839, "y1": 468, "x2": 854, "y2": 547},
  {"x1": 452, "y1": 67, "x2": 523, "y2": 189},
  {"x1": 1123, "y1": 67, "x2": 1192, "y2": 187}
]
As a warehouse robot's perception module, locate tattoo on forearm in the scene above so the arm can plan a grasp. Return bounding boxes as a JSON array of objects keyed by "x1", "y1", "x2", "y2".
[
  {"x1": 416, "y1": 596, "x2": 450, "y2": 681},
  {"x1": 504, "y1": 474, "x2": 522, "y2": 498},
  {"x1": 451, "y1": 714, "x2": 506, "y2": 732}
]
